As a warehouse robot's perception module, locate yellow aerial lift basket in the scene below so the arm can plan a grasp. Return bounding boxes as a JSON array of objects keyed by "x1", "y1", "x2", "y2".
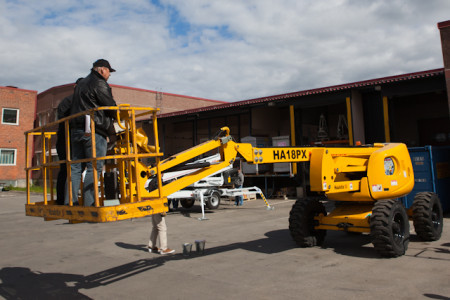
[{"x1": 24, "y1": 105, "x2": 168, "y2": 222}]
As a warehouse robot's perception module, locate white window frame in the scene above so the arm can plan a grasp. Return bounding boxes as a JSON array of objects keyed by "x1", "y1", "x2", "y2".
[
  {"x1": 1, "y1": 108, "x2": 19, "y2": 125},
  {"x1": 0, "y1": 148, "x2": 17, "y2": 166}
]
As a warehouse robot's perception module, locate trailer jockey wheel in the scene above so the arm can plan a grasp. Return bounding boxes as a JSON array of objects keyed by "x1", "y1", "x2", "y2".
[
  {"x1": 412, "y1": 192, "x2": 443, "y2": 241},
  {"x1": 180, "y1": 198, "x2": 195, "y2": 209},
  {"x1": 370, "y1": 199, "x2": 410, "y2": 257},
  {"x1": 289, "y1": 197, "x2": 327, "y2": 247},
  {"x1": 206, "y1": 191, "x2": 221, "y2": 210}
]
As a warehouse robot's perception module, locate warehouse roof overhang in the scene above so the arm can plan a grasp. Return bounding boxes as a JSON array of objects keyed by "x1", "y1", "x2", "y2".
[{"x1": 158, "y1": 68, "x2": 445, "y2": 119}]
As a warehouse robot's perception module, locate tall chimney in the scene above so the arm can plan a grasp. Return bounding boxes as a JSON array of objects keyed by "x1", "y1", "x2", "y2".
[{"x1": 437, "y1": 20, "x2": 450, "y2": 115}]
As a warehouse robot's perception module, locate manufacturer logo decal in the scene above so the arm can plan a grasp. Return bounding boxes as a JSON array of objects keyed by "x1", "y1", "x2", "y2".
[
  {"x1": 48, "y1": 209, "x2": 61, "y2": 216},
  {"x1": 334, "y1": 184, "x2": 346, "y2": 190},
  {"x1": 372, "y1": 184, "x2": 382, "y2": 192},
  {"x1": 138, "y1": 206, "x2": 153, "y2": 212}
]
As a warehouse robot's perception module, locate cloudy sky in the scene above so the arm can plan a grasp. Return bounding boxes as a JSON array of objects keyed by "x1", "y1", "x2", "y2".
[{"x1": 0, "y1": 0, "x2": 449, "y2": 101}]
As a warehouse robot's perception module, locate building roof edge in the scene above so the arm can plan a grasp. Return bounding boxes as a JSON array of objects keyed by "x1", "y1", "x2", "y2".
[
  {"x1": 0, "y1": 86, "x2": 37, "y2": 94},
  {"x1": 158, "y1": 68, "x2": 445, "y2": 119},
  {"x1": 438, "y1": 20, "x2": 450, "y2": 29},
  {"x1": 109, "y1": 84, "x2": 226, "y2": 104}
]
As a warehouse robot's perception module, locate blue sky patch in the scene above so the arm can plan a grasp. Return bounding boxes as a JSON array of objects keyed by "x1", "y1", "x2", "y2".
[
  {"x1": 167, "y1": 6, "x2": 191, "y2": 37},
  {"x1": 151, "y1": 0, "x2": 191, "y2": 37}
]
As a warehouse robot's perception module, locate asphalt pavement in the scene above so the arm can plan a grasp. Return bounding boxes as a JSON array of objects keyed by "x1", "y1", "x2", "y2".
[{"x1": 0, "y1": 191, "x2": 449, "y2": 299}]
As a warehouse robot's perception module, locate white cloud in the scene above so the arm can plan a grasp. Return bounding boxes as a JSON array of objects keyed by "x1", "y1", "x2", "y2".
[{"x1": 0, "y1": 0, "x2": 449, "y2": 101}]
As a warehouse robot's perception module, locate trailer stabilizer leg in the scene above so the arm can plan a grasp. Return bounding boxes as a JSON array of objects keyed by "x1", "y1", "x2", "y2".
[
  {"x1": 256, "y1": 188, "x2": 274, "y2": 210},
  {"x1": 197, "y1": 191, "x2": 209, "y2": 221}
]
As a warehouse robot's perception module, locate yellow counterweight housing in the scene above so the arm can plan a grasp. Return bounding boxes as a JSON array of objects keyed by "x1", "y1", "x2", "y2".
[
  {"x1": 366, "y1": 143, "x2": 415, "y2": 200},
  {"x1": 309, "y1": 143, "x2": 414, "y2": 202},
  {"x1": 310, "y1": 143, "x2": 415, "y2": 234}
]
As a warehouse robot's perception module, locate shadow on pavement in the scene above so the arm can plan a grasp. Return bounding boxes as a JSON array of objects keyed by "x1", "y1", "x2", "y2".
[
  {"x1": 324, "y1": 230, "x2": 378, "y2": 258},
  {"x1": 0, "y1": 230, "x2": 293, "y2": 299},
  {"x1": 116, "y1": 229, "x2": 294, "y2": 256},
  {"x1": 0, "y1": 258, "x2": 166, "y2": 299},
  {"x1": 0, "y1": 267, "x2": 91, "y2": 299},
  {"x1": 3, "y1": 229, "x2": 448, "y2": 298},
  {"x1": 115, "y1": 228, "x2": 379, "y2": 258},
  {"x1": 423, "y1": 293, "x2": 450, "y2": 299},
  {"x1": 115, "y1": 242, "x2": 148, "y2": 252}
]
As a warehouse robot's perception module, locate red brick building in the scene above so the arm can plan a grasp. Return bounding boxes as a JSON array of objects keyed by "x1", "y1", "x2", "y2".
[
  {"x1": 32, "y1": 83, "x2": 224, "y2": 181},
  {"x1": 0, "y1": 86, "x2": 37, "y2": 188},
  {"x1": 36, "y1": 83, "x2": 225, "y2": 130}
]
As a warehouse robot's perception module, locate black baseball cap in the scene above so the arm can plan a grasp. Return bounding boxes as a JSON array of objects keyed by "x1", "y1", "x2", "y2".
[{"x1": 92, "y1": 59, "x2": 116, "y2": 72}]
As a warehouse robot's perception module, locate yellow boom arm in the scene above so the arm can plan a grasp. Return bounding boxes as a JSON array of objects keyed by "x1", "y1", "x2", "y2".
[{"x1": 141, "y1": 126, "x2": 413, "y2": 203}]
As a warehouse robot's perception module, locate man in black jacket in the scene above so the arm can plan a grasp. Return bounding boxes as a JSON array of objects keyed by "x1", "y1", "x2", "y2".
[{"x1": 66, "y1": 59, "x2": 117, "y2": 206}]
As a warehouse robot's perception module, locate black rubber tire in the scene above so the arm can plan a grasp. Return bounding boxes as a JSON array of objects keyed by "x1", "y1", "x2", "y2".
[
  {"x1": 180, "y1": 198, "x2": 195, "y2": 209},
  {"x1": 370, "y1": 200, "x2": 410, "y2": 257},
  {"x1": 206, "y1": 191, "x2": 221, "y2": 210},
  {"x1": 289, "y1": 197, "x2": 327, "y2": 247},
  {"x1": 412, "y1": 192, "x2": 443, "y2": 241}
]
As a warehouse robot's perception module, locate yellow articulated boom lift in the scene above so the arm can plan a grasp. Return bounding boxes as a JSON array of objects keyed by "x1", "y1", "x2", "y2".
[{"x1": 25, "y1": 105, "x2": 443, "y2": 257}]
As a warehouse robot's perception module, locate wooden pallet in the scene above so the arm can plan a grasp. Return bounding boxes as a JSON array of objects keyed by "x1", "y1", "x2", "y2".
[{"x1": 243, "y1": 193, "x2": 257, "y2": 201}]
